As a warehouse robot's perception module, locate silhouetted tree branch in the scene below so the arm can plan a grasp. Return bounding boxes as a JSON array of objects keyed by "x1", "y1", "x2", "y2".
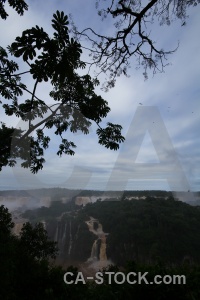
[
  {"x1": 73, "y1": 0, "x2": 200, "y2": 90},
  {"x1": 0, "y1": 11, "x2": 125, "y2": 173}
]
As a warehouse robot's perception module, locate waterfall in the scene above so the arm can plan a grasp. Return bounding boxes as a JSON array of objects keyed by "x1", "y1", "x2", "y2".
[
  {"x1": 68, "y1": 220, "x2": 73, "y2": 256},
  {"x1": 99, "y1": 235, "x2": 107, "y2": 261},
  {"x1": 98, "y1": 223, "x2": 103, "y2": 233},
  {"x1": 41, "y1": 220, "x2": 46, "y2": 230},
  {"x1": 75, "y1": 224, "x2": 80, "y2": 240},
  {"x1": 90, "y1": 239, "x2": 98, "y2": 260},
  {"x1": 85, "y1": 217, "x2": 108, "y2": 262},
  {"x1": 12, "y1": 222, "x2": 24, "y2": 236},
  {"x1": 54, "y1": 224, "x2": 59, "y2": 242},
  {"x1": 62, "y1": 223, "x2": 67, "y2": 245}
]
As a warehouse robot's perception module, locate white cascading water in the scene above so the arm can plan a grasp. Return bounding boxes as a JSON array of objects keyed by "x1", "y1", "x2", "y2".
[
  {"x1": 62, "y1": 223, "x2": 67, "y2": 245},
  {"x1": 85, "y1": 217, "x2": 108, "y2": 262},
  {"x1": 68, "y1": 220, "x2": 73, "y2": 255},
  {"x1": 54, "y1": 224, "x2": 59, "y2": 242},
  {"x1": 90, "y1": 239, "x2": 98, "y2": 260}
]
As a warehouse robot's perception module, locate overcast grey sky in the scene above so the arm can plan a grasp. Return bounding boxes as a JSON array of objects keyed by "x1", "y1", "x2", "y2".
[{"x1": 0, "y1": 0, "x2": 199, "y2": 192}]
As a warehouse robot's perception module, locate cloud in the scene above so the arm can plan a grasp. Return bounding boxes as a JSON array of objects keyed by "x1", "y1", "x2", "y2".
[{"x1": 0, "y1": 0, "x2": 199, "y2": 191}]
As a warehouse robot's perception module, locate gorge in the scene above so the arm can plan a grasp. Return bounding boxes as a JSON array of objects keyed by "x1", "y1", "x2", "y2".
[{"x1": 8, "y1": 189, "x2": 200, "y2": 269}]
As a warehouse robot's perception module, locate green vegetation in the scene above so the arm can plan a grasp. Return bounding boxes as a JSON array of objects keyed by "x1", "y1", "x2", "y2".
[
  {"x1": 22, "y1": 199, "x2": 76, "y2": 221},
  {"x1": 81, "y1": 197, "x2": 200, "y2": 265},
  {"x1": 2, "y1": 202, "x2": 200, "y2": 299},
  {"x1": 21, "y1": 194, "x2": 200, "y2": 266},
  {"x1": 0, "y1": 10, "x2": 124, "y2": 173}
]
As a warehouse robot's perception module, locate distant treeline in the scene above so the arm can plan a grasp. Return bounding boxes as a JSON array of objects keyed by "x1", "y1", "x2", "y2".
[{"x1": 1, "y1": 188, "x2": 200, "y2": 205}]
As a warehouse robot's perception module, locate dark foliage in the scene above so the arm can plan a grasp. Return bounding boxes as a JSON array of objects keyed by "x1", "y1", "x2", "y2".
[
  {"x1": 74, "y1": 0, "x2": 200, "y2": 90},
  {"x1": 1, "y1": 202, "x2": 200, "y2": 299},
  {"x1": 0, "y1": 11, "x2": 124, "y2": 173},
  {"x1": 0, "y1": 0, "x2": 28, "y2": 20}
]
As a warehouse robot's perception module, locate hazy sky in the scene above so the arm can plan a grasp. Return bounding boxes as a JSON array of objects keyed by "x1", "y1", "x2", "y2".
[{"x1": 0, "y1": 0, "x2": 199, "y2": 192}]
